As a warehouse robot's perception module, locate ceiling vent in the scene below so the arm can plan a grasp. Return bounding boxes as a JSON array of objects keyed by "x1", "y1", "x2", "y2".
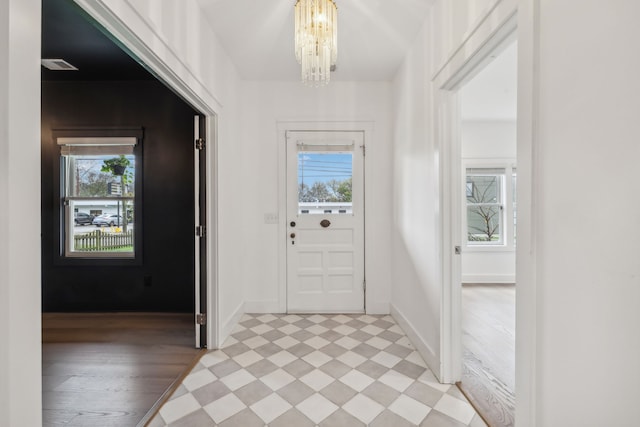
[{"x1": 41, "y1": 59, "x2": 78, "y2": 71}]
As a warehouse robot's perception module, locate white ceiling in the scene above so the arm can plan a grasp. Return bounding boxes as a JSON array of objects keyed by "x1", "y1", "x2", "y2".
[
  {"x1": 195, "y1": 0, "x2": 432, "y2": 81},
  {"x1": 461, "y1": 41, "x2": 518, "y2": 121}
]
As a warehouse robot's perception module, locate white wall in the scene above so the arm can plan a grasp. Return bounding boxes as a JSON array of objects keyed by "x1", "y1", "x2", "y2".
[
  {"x1": 239, "y1": 81, "x2": 393, "y2": 315},
  {"x1": 462, "y1": 120, "x2": 516, "y2": 283},
  {"x1": 527, "y1": 0, "x2": 640, "y2": 424},
  {"x1": 0, "y1": 0, "x2": 42, "y2": 426},
  {"x1": 78, "y1": 0, "x2": 246, "y2": 347},
  {"x1": 390, "y1": 21, "x2": 443, "y2": 374}
]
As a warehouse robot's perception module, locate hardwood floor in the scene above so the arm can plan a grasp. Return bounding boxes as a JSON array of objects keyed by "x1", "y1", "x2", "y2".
[
  {"x1": 459, "y1": 284, "x2": 515, "y2": 427},
  {"x1": 42, "y1": 313, "x2": 203, "y2": 427}
]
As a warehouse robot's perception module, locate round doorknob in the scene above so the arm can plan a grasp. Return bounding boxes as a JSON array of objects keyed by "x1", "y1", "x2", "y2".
[{"x1": 320, "y1": 219, "x2": 331, "y2": 228}]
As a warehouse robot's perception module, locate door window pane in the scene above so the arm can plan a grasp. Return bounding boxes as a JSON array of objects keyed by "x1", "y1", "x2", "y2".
[{"x1": 298, "y1": 152, "x2": 353, "y2": 214}]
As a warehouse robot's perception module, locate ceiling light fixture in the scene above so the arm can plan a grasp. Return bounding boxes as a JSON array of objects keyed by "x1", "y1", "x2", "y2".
[{"x1": 294, "y1": 0, "x2": 337, "y2": 86}]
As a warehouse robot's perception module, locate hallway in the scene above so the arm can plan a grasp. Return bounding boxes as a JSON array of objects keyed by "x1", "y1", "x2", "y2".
[{"x1": 149, "y1": 313, "x2": 486, "y2": 426}]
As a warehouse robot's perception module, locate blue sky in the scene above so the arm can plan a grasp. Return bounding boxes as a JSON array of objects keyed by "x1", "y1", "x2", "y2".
[{"x1": 298, "y1": 153, "x2": 352, "y2": 187}]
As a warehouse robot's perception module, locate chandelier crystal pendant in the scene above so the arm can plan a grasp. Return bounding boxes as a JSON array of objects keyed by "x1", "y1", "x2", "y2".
[{"x1": 294, "y1": 0, "x2": 337, "y2": 86}]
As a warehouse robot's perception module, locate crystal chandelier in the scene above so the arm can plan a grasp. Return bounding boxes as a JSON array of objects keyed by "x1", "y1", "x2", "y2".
[{"x1": 294, "y1": 0, "x2": 337, "y2": 86}]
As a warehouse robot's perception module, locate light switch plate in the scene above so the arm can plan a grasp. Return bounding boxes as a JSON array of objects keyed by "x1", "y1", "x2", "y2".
[{"x1": 264, "y1": 213, "x2": 279, "y2": 224}]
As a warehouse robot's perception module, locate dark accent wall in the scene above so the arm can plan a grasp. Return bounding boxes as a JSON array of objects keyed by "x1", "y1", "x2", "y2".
[{"x1": 42, "y1": 80, "x2": 197, "y2": 312}]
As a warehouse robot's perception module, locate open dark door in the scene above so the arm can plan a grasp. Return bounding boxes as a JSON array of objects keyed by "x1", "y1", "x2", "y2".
[{"x1": 194, "y1": 115, "x2": 207, "y2": 348}]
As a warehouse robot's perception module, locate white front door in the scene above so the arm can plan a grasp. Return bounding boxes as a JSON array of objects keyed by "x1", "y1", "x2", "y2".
[{"x1": 286, "y1": 131, "x2": 365, "y2": 313}]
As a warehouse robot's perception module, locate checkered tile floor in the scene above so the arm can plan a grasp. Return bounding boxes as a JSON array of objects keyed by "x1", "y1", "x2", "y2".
[{"x1": 148, "y1": 314, "x2": 486, "y2": 426}]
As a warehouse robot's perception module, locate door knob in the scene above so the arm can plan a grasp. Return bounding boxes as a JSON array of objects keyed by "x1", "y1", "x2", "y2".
[
  {"x1": 290, "y1": 233, "x2": 296, "y2": 238},
  {"x1": 320, "y1": 219, "x2": 331, "y2": 228}
]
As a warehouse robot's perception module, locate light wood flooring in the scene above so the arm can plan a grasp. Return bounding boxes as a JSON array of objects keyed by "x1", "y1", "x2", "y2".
[
  {"x1": 42, "y1": 313, "x2": 203, "y2": 427},
  {"x1": 459, "y1": 284, "x2": 515, "y2": 427}
]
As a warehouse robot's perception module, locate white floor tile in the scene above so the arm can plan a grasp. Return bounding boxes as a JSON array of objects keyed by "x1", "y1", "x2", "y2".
[
  {"x1": 203, "y1": 393, "x2": 246, "y2": 424},
  {"x1": 268, "y1": 350, "x2": 297, "y2": 367},
  {"x1": 296, "y1": 393, "x2": 339, "y2": 424},
  {"x1": 273, "y1": 335, "x2": 299, "y2": 349},
  {"x1": 378, "y1": 370, "x2": 414, "y2": 392},
  {"x1": 366, "y1": 336, "x2": 392, "y2": 350},
  {"x1": 300, "y1": 369, "x2": 335, "y2": 391},
  {"x1": 388, "y1": 394, "x2": 432, "y2": 424},
  {"x1": 302, "y1": 350, "x2": 333, "y2": 367},
  {"x1": 405, "y1": 351, "x2": 427, "y2": 368},
  {"x1": 234, "y1": 350, "x2": 263, "y2": 367},
  {"x1": 182, "y1": 368, "x2": 217, "y2": 392},
  {"x1": 260, "y1": 368, "x2": 296, "y2": 391},
  {"x1": 336, "y1": 351, "x2": 367, "y2": 368},
  {"x1": 334, "y1": 336, "x2": 360, "y2": 350},
  {"x1": 308, "y1": 314, "x2": 327, "y2": 323},
  {"x1": 434, "y1": 394, "x2": 477, "y2": 425},
  {"x1": 159, "y1": 393, "x2": 201, "y2": 424},
  {"x1": 219, "y1": 369, "x2": 256, "y2": 391},
  {"x1": 371, "y1": 350, "x2": 402, "y2": 368},
  {"x1": 304, "y1": 335, "x2": 331, "y2": 349},
  {"x1": 250, "y1": 393, "x2": 292, "y2": 424},
  {"x1": 256, "y1": 314, "x2": 278, "y2": 323},
  {"x1": 361, "y1": 324, "x2": 384, "y2": 336},
  {"x1": 333, "y1": 324, "x2": 356, "y2": 336},
  {"x1": 331, "y1": 314, "x2": 353, "y2": 324},
  {"x1": 251, "y1": 323, "x2": 274, "y2": 335},
  {"x1": 281, "y1": 314, "x2": 303, "y2": 323},
  {"x1": 339, "y1": 369, "x2": 375, "y2": 392},
  {"x1": 244, "y1": 335, "x2": 269, "y2": 349},
  {"x1": 200, "y1": 350, "x2": 229, "y2": 368},
  {"x1": 278, "y1": 324, "x2": 302, "y2": 335},
  {"x1": 306, "y1": 324, "x2": 329, "y2": 335},
  {"x1": 343, "y1": 394, "x2": 384, "y2": 424}
]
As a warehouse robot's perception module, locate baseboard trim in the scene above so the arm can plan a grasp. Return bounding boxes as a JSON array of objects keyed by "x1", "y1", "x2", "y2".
[
  {"x1": 390, "y1": 304, "x2": 441, "y2": 380},
  {"x1": 462, "y1": 274, "x2": 515, "y2": 284},
  {"x1": 218, "y1": 302, "x2": 244, "y2": 348}
]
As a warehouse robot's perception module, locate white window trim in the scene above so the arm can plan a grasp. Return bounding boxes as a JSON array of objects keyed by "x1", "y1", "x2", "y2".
[{"x1": 463, "y1": 159, "x2": 517, "y2": 252}]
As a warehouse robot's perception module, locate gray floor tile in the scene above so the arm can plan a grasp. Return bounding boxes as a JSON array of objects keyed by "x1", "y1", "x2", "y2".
[
  {"x1": 209, "y1": 359, "x2": 242, "y2": 378},
  {"x1": 277, "y1": 379, "x2": 315, "y2": 405},
  {"x1": 232, "y1": 329, "x2": 258, "y2": 341},
  {"x1": 167, "y1": 408, "x2": 214, "y2": 427},
  {"x1": 349, "y1": 330, "x2": 374, "y2": 342},
  {"x1": 379, "y1": 329, "x2": 403, "y2": 342},
  {"x1": 346, "y1": 319, "x2": 367, "y2": 329},
  {"x1": 234, "y1": 380, "x2": 273, "y2": 406},
  {"x1": 351, "y1": 342, "x2": 380, "y2": 358},
  {"x1": 291, "y1": 329, "x2": 314, "y2": 342},
  {"x1": 267, "y1": 318, "x2": 289, "y2": 329},
  {"x1": 319, "y1": 359, "x2": 351, "y2": 378},
  {"x1": 394, "y1": 359, "x2": 427, "y2": 379},
  {"x1": 254, "y1": 342, "x2": 284, "y2": 358},
  {"x1": 447, "y1": 384, "x2": 467, "y2": 400},
  {"x1": 222, "y1": 342, "x2": 252, "y2": 358},
  {"x1": 405, "y1": 381, "x2": 444, "y2": 407},
  {"x1": 191, "y1": 380, "x2": 233, "y2": 406},
  {"x1": 319, "y1": 380, "x2": 358, "y2": 406},
  {"x1": 239, "y1": 318, "x2": 262, "y2": 328},
  {"x1": 318, "y1": 408, "x2": 366, "y2": 427},
  {"x1": 373, "y1": 319, "x2": 395, "y2": 330},
  {"x1": 319, "y1": 319, "x2": 341, "y2": 330},
  {"x1": 261, "y1": 329, "x2": 286, "y2": 342},
  {"x1": 421, "y1": 409, "x2": 469, "y2": 427},
  {"x1": 245, "y1": 358, "x2": 278, "y2": 377},
  {"x1": 370, "y1": 409, "x2": 415, "y2": 427},
  {"x1": 362, "y1": 381, "x2": 401, "y2": 407},
  {"x1": 217, "y1": 408, "x2": 264, "y2": 427},
  {"x1": 355, "y1": 360, "x2": 388, "y2": 379},
  {"x1": 282, "y1": 359, "x2": 315, "y2": 377},
  {"x1": 319, "y1": 329, "x2": 344, "y2": 342},
  {"x1": 293, "y1": 318, "x2": 315, "y2": 329},
  {"x1": 270, "y1": 408, "x2": 315, "y2": 427},
  {"x1": 319, "y1": 342, "x2": 349, "y2": 358},
  {"x1": 385, "y1": 343, "x2": 414, "y2": 358},
  {"x1": 287, "y1": 342, "x2": 315, "y2": 357}
]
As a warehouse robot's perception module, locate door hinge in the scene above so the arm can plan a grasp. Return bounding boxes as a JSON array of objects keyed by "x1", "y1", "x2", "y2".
[
  {"x1": 196, "y1": 313, "x2": 206, "y2": 325},
  {"x1": 363, "y1": 279, "x2": 366, "y2": 291},
  {"x1": 195, "y1": 138, "x2": 205, "y2": 150},
  {"x1": 196, "y1": 225, "x2": 206, "y2": 237},
  {"x1": 361, "y1": 144, "x2": 366, "y2": 156}
]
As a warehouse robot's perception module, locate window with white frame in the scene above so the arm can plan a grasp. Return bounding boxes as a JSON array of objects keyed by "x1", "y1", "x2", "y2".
[
  {"x1": 466, "y1": 166, "x2": 516, "y2": 246},
  {"x1": 57, "y1": 135, "x2": 140, "y2": 258}
]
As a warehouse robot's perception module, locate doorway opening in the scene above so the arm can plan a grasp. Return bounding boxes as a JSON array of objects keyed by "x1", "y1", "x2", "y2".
[
  {"x1": 457, "y1": 40, "x2": 517, "y2": 426},
  {"x1": 41, "y1": 0, "x2": 213, "y2": 424}
]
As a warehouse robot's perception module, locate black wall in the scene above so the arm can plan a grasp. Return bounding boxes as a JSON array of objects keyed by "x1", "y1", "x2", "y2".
[{"x1": 42, "y1": 80, "x2": 197, "y2": 312}]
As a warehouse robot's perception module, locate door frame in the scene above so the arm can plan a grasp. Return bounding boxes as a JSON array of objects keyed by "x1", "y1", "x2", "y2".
[
  {"x1": 431, "y1": 0, "x2": 518, "y2": 381},
  {"x1": 277, "y1": 121, "x2": 372, "y2": 314},
  {"x1": 75, "y1": 1, "x2": 220, "y2": 348}
]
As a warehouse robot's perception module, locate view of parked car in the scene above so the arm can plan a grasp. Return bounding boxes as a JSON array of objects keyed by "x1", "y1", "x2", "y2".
[
  {"x1": 92, "y1": 213, "x2": 123, "y2": 227},
  {"x1": 74, "y1": 212, "x2": 93, "y2": 225}
]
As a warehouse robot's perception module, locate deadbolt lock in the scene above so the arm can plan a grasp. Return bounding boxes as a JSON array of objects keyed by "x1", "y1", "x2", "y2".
[{"x1": 290, "y1": 233, "x2": 296, "y2": 238}]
